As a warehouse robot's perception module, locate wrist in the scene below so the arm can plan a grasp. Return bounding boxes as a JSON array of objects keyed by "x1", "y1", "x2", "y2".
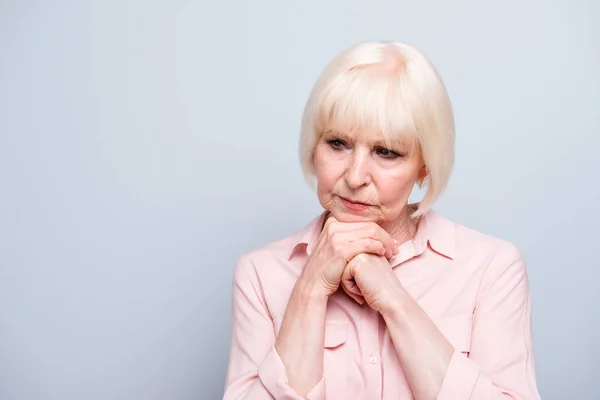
[
  {"x1": 379, "y1": 289, "x2": 413, "y2": 323},
  {"x1": 293, "y1": 276, "x2": 331, "y2": 304},
  {"x1": 295, "y1": 270, "x2": 334, "y2": 300}
]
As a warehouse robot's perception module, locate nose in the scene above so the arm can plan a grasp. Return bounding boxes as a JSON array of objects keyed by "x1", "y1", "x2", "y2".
[{"x1": 345, "y1": 148, "x2": 372, "y2": 189}]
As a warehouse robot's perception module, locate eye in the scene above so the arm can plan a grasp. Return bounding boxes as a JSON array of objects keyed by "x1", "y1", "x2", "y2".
[
  {"x1": 375, "y1": 147, "x2": 401, "y2": 159},
  {"x1": 327, "y1": 139, "x2": 346, "y2": 149}
]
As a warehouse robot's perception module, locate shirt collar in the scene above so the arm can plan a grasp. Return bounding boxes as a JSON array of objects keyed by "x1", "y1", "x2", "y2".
[
  {"x1": 287, "y1": 210, "x2": 329, "y2": 260},
  {"x1": 413, "y1": 208, "x2": 456, "y2": 259},
  {"x1": 288, "y1": 206, "x2": 456, "y2": 261}
]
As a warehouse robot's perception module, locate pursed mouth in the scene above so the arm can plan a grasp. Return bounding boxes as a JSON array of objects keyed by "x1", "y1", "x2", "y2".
[{"x1": 339, "y1": 196, "x2": 372, "y2": 206}]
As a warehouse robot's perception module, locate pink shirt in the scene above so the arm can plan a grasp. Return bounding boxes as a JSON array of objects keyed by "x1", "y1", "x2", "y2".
[{"x1": 223, "y1": 209, "x2": 541, "y2": 399}]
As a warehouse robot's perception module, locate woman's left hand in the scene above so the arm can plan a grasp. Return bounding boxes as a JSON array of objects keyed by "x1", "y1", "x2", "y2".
[{"x1": 341, "y1": 253, "x2": 407, "y2": 315}]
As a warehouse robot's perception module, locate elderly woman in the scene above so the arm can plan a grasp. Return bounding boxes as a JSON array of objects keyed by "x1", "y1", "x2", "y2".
[{"x1": 222, "y1": 41, "x2": 541, "y2": 400}]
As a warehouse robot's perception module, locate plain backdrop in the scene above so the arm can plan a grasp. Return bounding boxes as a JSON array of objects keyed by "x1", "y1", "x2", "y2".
[{"x1": 1, "y1": 1, "x2": 599, "y2": 399}]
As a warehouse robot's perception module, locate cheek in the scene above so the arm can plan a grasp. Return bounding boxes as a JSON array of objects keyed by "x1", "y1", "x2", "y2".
[
  {"x1": 375, "y1": 168, "x2": 419, "y2": 204},
  {"x1": 316, "y1": 170, "x2": 338, "y2": 202},
  {"x1": 314, "y1": 148, "x2": 344, "y2": 191}
]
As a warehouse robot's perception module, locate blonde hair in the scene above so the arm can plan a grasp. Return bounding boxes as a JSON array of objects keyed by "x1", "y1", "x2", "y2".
[{"x1": 299, "y1": 41, "x2": 455, "y2": 218}]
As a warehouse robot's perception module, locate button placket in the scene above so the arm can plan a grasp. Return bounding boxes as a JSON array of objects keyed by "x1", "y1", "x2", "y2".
[{"x1": 360, "y1": 305, "x2": 382, "y2": 398}]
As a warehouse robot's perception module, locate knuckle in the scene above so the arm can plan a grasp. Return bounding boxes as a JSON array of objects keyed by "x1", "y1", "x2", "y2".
[
  {"x1": 326, "y1": 224, "x2": 338, "y2": 237},
  {"x1": 331, "y1": 242, "x2": 346, "y2": 257},
  {"x1": 330, "y1": 235, "x2": 342, "y2": 248},
  {"x1": 333, "y1": 245, "x2": 344, "y2": 258}
]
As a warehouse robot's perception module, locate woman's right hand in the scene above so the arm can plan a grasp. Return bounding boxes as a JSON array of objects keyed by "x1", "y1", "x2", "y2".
[{"x1": 297, "y1": 214, "x2": 398, "y2": 298}]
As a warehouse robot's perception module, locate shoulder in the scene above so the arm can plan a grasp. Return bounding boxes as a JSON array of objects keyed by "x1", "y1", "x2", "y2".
[
  {"x1": 448, "y1": 219, "x2": 535, "y2": 313},
  {"x1": 230, "y1": 219, "x2": 317, "y2": 315},
  {"x1": 233, "y1": 236, "x2": 293, "y2": 276},
  {"x1": 232, "y1": 217, "x2": 314, "y2": 283},
  {"x1": 431, "y1": 211, "x2": 527, "y2": 273},
  {"x1": 430, "y1": 213, "x2": 531, "y2": 305},
  {"x1": 454, "y1": 220, "x2": 523, "y2": 261}
]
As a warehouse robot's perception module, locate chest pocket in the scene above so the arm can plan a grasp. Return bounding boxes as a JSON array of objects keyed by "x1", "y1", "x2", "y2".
[
  {"x1": 322, "y1": 320, "x2": 351, "y2": 397},
  {"x1": 324, "y1": 320, "x2": 349, "y2": 349},
  {"x1": 435, "y1": 314, "x2": 473, "y2": 355}
]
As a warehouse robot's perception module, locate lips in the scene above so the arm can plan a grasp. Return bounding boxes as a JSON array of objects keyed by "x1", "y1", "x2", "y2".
[{"x1": 339, "y1": 196, "x2": 372, "y2": 206}]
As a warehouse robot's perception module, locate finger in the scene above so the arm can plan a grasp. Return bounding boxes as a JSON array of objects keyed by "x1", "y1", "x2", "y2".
[
  {"x1": 323, "y1": 212, "x2": 337, "y2": 227},
  {"x1": 341, "y1": 266, "x2": 364, "y2": 305},
  {"x1": 341, "y1": 261, "x2": 365, "y2": 298},
  {"x1": 326, "y1": 219, "x2": 391, "y2": 246},
  {"x1": 326, "y1": 220, "x2": 397, "y2": 258},
  {"x1": 342, "y1": 280, "x2": 363, "y2": 302},
  {"x1": 349, "y1": 224, "x2": 397, "y2": 258},
  {"x1": 339, "y1": 226, "x2": 396, "y2": 259},
  {"x1": 341, "y1": 263, "x2": 359, "y2": 292},
  {"x1": 342, "y1": 238, "x2": 386, "y2": 261},
  {"x1": 342, "y1": 285, "x2": 365, "y2": 305},
  {"x1": 324, "y1": 218, "x2": 372, "y2": 237},
  {"x1": 340, "y1": 281, "x2": 364, "y2": 303}
]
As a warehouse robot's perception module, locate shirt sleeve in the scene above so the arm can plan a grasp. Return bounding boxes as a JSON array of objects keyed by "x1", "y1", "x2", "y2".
[
  {"x1": 222, "y1": 254, "x2": 326, "y2": 400},
  {"x1": 436, "y1": 244, "x2": 542, "y2": 400}
]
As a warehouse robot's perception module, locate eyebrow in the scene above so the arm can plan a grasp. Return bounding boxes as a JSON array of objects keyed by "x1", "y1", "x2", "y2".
[{"x1": 322, "y1": 129, "x2": 411, "y2": 150}]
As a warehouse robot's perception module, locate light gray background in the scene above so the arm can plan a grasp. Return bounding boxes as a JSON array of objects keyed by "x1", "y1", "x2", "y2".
[{"x1": 1, "y1": 1, "x2": 598, "y2": 399}]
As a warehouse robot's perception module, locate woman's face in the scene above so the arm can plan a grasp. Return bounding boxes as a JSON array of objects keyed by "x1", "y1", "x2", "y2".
[{"x1": 313, "y1": 128, "x2": 425, "y2": 225}]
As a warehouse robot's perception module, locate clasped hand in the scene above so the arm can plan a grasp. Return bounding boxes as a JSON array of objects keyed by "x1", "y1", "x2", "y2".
[{"x1": 300, "y1": 214, "x2": 407, "y2": 315}]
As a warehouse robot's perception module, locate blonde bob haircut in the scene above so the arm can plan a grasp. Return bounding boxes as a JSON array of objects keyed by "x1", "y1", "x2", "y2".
[{"x1": 299, "y1": 41, "x2": 455, "y2": 218}]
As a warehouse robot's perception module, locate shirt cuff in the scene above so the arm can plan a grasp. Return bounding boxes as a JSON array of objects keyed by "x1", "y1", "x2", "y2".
[
  {"x1": 258, "y1": 345, "x2": 326, "y2": 400},
  {"x1": 436, "y1": 349, "x2": 480, "y2": 399}
]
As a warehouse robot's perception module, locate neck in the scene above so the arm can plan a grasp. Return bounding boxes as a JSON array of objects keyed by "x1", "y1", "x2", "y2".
[{"x1": 382, "y1": 206, "x2": 419, "y2": 246}]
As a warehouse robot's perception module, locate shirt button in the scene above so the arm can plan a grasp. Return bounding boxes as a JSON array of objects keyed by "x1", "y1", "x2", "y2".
[{"x1": 369, "y1": 355, "x2": 377, "y2": 364}]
